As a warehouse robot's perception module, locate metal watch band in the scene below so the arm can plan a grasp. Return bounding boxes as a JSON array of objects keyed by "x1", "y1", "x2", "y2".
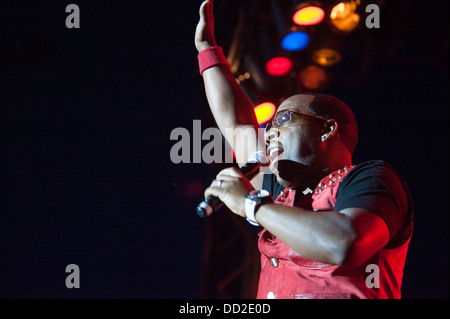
[{"x1": 245, "y1": 190, "x2": 272, "y2": 226}]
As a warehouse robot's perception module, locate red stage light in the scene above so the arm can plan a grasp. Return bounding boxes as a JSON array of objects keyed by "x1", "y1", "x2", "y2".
[
  {"x1": 293, "y1": 6, "x2": 325, "y2": 26},
  {"x1": 254, "y1": 102, "x2": 276, "y2": 125},
  {"x1": 265, "y1": 57, "x2": 293, "y2": 76}
]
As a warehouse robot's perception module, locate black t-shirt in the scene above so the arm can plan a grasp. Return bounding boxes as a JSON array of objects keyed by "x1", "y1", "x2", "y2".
[{"x1": 262, "y1": 160, "x2": 413, "y2": 248}]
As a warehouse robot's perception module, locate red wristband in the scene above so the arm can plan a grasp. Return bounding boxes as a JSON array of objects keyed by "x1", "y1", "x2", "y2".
[{"x1": 198, "y1": 46, "x2": 230, "y2": 75}]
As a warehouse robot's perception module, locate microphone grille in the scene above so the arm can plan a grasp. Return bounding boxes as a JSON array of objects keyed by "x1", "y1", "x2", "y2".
[{"x1": 248, "y1": 151, "x2": 270, "y2": 165}]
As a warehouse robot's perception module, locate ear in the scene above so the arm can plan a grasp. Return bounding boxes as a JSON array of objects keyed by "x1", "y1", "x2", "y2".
[{"x1": 321, "y1": 119, "x2": 338, "y2": 142}]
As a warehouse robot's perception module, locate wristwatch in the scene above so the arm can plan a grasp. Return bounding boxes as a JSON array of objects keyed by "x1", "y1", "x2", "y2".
[{"x1": 245, "y1": 190, "x2": 273, "y2": 226}]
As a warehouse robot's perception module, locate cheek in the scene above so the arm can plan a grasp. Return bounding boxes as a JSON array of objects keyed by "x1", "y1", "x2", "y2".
[{"x1": 283, "y1": 131, "x2": 314, "y2": 159}]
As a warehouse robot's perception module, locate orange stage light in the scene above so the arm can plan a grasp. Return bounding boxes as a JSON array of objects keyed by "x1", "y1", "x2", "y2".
[
  {"x1": 330, "y1": 1, "x2": 360, "y2": 32},
  {"x1": 312, "y1": 48, "x2": 342, "y2": 66},
  {"x1": 254, "y1": 102, "x2": 276, "y2": 125},
  {"x1": 298, "y1": 65, "x2": 328, "y2": 90}
]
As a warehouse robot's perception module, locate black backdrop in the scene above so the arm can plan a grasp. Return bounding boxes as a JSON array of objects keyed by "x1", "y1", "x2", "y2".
[{"x1": 0, "y1": 0, "x2": 448, "y2": 299}]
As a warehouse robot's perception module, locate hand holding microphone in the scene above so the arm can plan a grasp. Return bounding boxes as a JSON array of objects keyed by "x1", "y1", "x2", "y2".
[{"x1": 196, "y1": 152, "x2": 269, "y2": 218}]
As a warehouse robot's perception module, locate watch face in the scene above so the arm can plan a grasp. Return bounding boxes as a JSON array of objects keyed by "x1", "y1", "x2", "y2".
[{"x1": 250, "y1": 189, "x2": 270, "y2": 198}]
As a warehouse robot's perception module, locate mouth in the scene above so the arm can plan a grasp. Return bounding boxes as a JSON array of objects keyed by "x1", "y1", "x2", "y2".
[{"x1": 267, "y1": 144, "x2": 284, "y2": 162}]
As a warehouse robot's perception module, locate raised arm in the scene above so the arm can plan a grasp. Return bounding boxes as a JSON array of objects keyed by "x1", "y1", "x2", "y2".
[{"x1": 195, "y1": 0, "x2": 266, "y2": 188}]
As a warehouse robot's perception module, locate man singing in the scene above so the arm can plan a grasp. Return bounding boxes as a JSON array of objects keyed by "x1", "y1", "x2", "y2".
[{"x1": 195, "y1": 0, "x2": 413, "y2": 299}]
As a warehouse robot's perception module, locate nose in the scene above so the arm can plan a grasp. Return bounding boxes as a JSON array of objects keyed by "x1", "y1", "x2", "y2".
[{"x1": 265, "y1": 127, "x2": 280, "y2": 145}]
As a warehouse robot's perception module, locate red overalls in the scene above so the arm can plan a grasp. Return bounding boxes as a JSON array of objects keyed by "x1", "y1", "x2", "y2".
[{"x1": 256, "y1": 167, "x2": 411, "y2": 299}]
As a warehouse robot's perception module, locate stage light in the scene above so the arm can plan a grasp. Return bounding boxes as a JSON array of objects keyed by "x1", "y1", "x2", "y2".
[
  {"x1": 312, "y1": 48, "x2": 341, "y2": 66},
  {"x1": 281, "y1": 31, "x2": 310, "y2": 51},
  {"x1": 293, "y1": 5, "x2": 325, "y2": 26},
  {"x1": 254, "y1": 102, "x2": 276, "y2": 125},
  {"x1": 330, "y1": 1, "x2": 360, "y2": 32},
  {"x1": 236, "y1": 72, "x2": 252, "y2": 85},
  {"x1": 265, "y1": 56, "x2": 293, "y2": 76},
  {"x1": 298, "y1": 65, "x2": 328, "y2": 90}
]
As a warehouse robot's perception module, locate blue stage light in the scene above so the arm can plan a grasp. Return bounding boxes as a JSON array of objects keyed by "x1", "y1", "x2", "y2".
[{"x1": 281, "y1": 31, "x2": 310, "y2": 51}]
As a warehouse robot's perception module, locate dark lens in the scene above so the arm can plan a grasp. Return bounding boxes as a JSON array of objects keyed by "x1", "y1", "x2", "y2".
[{"x1": 276, "y1": 111, "x2": 291, "y2": 127}]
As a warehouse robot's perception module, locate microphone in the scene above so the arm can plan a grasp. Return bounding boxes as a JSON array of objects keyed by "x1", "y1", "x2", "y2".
[{"x1": 196, "y1": 151, "x2": 269, "y2": 218}]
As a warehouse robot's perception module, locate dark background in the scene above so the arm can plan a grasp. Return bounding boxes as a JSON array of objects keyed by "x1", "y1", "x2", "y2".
[{"x1": 0, "y1": 0, "x2": 448, "y2": 299}]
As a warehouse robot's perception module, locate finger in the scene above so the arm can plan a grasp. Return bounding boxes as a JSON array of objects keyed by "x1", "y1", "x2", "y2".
[
  {"x1": 216, "y1": 167, "x2": 244, "y2": 179},
  {"x1": 204, "y1": 185, "x2": 223, "y2": 201},
  {"x1": 211, "y1": 179, "x2": 240, "y2": 193},
  {"x1": 199, "y1": 0, "x2": 209, "y2": 16},
  {"x1": 214, "y1": 176, "x2": 240, "y2": 186},
  {"x1": 206, "y1": 0, "x2": 214, "y2": 17},
  {"x1": 199, "y1": 0, "x2": 213, "y2": 19},
  {"x1": 210, "y1": 179, "x2": 226, "y2": 188},
  {"x1": 203, "y1": 0, "x2": 216, "y2": 44}
]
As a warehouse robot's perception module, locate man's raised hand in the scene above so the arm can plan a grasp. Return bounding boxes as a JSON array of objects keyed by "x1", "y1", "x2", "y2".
[{"x1": 195, "y1": 0, "x2": 217, "y2": 52}]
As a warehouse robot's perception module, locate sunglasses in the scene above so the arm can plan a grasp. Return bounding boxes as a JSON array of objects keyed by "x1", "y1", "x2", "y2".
[{"x1": 265, "y1": 109, "x2": 327, "y2": 132}]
